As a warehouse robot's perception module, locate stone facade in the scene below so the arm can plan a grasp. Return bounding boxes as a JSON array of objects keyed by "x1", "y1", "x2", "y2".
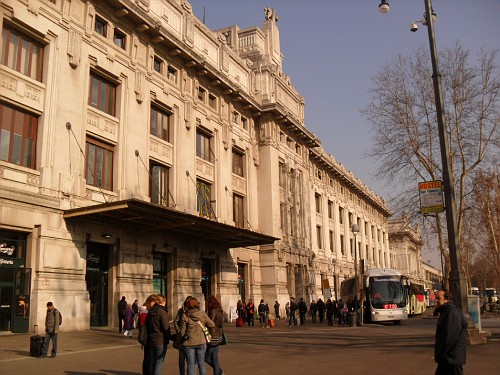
[{"x1": 0, "y1": 0, "x2": 391, "y2": 332}]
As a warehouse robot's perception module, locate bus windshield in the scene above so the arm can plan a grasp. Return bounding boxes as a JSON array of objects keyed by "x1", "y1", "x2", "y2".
[{"x1": 369, "y1": 276, "x2": 406, "y2": 308}]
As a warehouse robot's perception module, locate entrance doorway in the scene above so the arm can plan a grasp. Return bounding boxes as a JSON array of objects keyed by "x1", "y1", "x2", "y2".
[
  {"x1": 85, "y1": 243, "x2": 109, "y2": 327},
  {"x1": 237, "y1": 263, "x2": 246, "y2": 302},
  {"x1": 200, "y1": 259, "x2": 213, "y2": 299}
]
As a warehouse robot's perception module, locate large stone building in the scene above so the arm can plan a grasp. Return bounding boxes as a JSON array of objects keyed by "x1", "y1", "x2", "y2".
[{"x1": 0, "y1": 0, "x2": 391, "y2": 333}]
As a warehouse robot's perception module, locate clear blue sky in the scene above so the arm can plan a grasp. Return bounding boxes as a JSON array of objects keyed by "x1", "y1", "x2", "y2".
[
  {"x1": 188, "y1": 0, "x2": 500, "y2": 198},
  {"x1": 187, "y1": 0, "x2": 500, "y2": 268}
]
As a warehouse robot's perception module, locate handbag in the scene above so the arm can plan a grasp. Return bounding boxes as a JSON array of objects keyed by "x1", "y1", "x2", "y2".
[
  {"x1": 220, "y1": 330, "x2": 228, "y2": 346},
  {"x1": 196, "y1": 321, "x2": 212, "y2": 343}
]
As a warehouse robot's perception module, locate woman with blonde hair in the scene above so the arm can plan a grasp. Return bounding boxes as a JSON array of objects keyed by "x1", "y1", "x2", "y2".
[
  {"x1": 205, "y1": 295, "x2": 225, "y2": 375},
  {"x1": 180, "y1": 297, "x2": 215, "y2": 375}
]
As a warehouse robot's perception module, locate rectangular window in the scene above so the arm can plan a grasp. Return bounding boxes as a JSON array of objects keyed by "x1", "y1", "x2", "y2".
[
  {"x1": 2, "y1": 26, "x2": 43, "y2": 81},
  {"x1": 88, "y1": 72, "x2": 117, "y2": 116},
  {"x1": 278, "y1": 162, "x2": 285, "y2": 188},
  {"x1": 196, "y1": 129, "x2": 212, "y2": 162},
  {"x1": 196, "y1": 179, "x2": 214, "y2": 218},
  {"x1": 208, "y1": 94, "x2": 217, "y2": 109},
  {"x1": 339, "y1": 207, "x2": 344, "y2": 224},
  {"x1": 94, "y1": 16, "x2": 108, "y2": 37},
  {"x1": 113, "y1": 29, "x2": 126, "y2": 49},
  {"x1": 167, "y1": 66, "x2": 177, "y2": 83},
  {"x1": 0, "y1": 103, "x2": 38, "y2": 169},
  {"x1": 150, "y1": 106, "x2": 171, "y2": 142},
  {"x1": 153, "y1": 57, "x2": 162, "y2": 73},
  {"x1": 150, "y1": 162, "x2": 169, "y2": 206},
  {"x1": 232, "y1": 149, "x2": 244, "y2": 177},
  {"x1": 280, "y1": 203, "x2": 285, "y2": 230},
  {"x1": 348, "y1": 212, "x2": 353, "y2": 228},
  {"x1": 329, "y1": 230, "x2": 334, "y2": 251},
  {"x1": 241, "y1": 117, "x2": 248, "y2": 130},
  {"x1": 316, "y1": 226, "x2": 322, "y2": 249},
  {"x1": 350, "y1": 238, "x2": 354, "y2": 257},
  {"x1": 328, "y1": 200, "x2": 333, "y2": 219},
  {"x1": 197, "y1": 86, "x2": 206, "y2": 102},
  {"x1": 85, "y1": 137, "x2": 113, "y2": 190},
  {"x1": 233, "y1": 193, "x2": 244, "y2": 228},
  {"x1": 233, "y1": 111, "x2": 239, "y2": 125},
  {"x1": 315, "y1": 193, "x2": 321, "y2": 214}
]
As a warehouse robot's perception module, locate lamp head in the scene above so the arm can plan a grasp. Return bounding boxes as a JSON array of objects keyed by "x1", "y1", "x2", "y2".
[
  {"x1": 410, "y1": 22, "x2": 419, "y2": 32},
  {"x1": 379, "y1": 0, "x2": 390, "y2": 14},
  {"x1": 351, "y1": 224, "x2": 359, "y2": 235}
]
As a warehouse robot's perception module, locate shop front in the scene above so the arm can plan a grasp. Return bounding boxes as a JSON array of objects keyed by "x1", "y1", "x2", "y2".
[{"x1": 0, "y1": 233, "x2": 31, "y2": 333}]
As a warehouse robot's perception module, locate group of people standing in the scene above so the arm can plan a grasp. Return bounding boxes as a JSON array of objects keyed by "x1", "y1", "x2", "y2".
[
  {"x1": 286, "y1": 297, "x2": 356, "y2": 327},
  {"x1": 236, "y1": 299, "x2": 282, "y2": 328},
  {"x1": 132, "y1": 294, "x2": 226, "y2": 375}
]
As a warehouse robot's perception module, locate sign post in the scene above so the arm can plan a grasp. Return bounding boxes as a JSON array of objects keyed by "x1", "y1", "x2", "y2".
[{"x1": 419, "y1": 180, "x2": 444, "y2": 215}]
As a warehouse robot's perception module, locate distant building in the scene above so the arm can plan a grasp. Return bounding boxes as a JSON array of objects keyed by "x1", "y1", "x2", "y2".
[
  {"x1": 388, "y1": 214, "x2": 424, "y2": 285},
  {"x1": 422, "y1": 262, "x2": 443, "y2": 290},
  {"x1": 0, "y1": 0, "x2": 390, "y2": 332}
]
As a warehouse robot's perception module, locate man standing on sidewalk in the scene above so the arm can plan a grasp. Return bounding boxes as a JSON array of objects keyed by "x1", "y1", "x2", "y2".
[
  {"x1": 434, "y1": 290, "x2": 467, "y2": 375},
  {"x1": 41, "y1": 302, "x2": 60, "y2": 358}
]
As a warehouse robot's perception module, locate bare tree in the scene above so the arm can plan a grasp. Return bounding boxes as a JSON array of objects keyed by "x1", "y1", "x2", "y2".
[
  {"x1": 471, "y1": 168, "x2": 500, "y2": 289},
  {"x1": 362, "y1": 42, "x2": 500, "y2": 286}
]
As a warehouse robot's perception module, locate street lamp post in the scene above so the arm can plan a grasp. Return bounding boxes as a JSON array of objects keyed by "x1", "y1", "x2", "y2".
[
  {"x1": 352, "y1": 224, "x2": 360, "y2": 325},
  {"x1": 378, "y1": 0, "x2": 468, "y2": 315}
]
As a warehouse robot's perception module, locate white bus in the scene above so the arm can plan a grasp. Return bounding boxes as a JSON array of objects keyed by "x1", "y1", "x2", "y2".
[{"x1": 341, "y1": 268, "x2": 409, "y2": 325}]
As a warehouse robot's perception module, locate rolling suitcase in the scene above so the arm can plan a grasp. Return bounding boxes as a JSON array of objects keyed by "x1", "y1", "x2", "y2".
[
  {"x1": 236, "y1": 318, "x2": 243, "y2": 327},
  {"x1": 30, "y1": 325, "x2": 44, "y2": 357}
]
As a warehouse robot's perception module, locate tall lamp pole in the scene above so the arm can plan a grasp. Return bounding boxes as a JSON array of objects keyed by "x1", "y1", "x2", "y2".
[
  {"x1": 352, "y1": 224, "x2": 360, "y2": 324},
  {"x1": 378, "y1": 0, "x2": 468, "y2": 315}
]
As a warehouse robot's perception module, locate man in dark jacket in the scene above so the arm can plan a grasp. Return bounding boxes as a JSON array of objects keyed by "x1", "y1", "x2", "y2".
[
  {"x1": 317, "y1": 298, "x2": 325, "y2": 323},
  {"x1": 41, "y1": 302, "x2": 60, "y2": 358},
  {"x1": 118, "y1": 296, "x2": 127, "y2": 333},
  {"x1": 146, "y1": 294, "x2": 170, "y2": 375},
  {"x1": 288, "y1": 297, "x2": 297, "y2": 327},
  {"x1": 434, "y1": 290, "x2": 467, "y2": 375}
]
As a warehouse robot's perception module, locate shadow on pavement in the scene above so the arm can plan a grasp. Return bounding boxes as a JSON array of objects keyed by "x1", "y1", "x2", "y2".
[{"x1": 100, "y1": 371, "x2": 141, "y2": 375}]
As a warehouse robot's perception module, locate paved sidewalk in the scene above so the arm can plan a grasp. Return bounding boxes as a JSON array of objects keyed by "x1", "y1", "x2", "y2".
[{"x1": 0, "y1": 316, "x2": 498, "y2": 375}]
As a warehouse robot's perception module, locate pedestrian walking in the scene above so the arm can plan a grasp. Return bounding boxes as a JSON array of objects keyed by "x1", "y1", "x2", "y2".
[
  {"x1": 326, "y1": 299, "x2": 334, "y2": 326},
  {"x1": 317, "y1": 298, "x2": 325, "y2": 323},
  {"x1": 146, "y1": 294, "x2": 170, "y2": 375},
  {"x1": 118, "y1": 296, "x2": 127, "y2": 333},
  {"x1": 40, "y1": 302, "x2": 60, "y2": 358},
  {"x1": 310, "y1": 300, "x2": 317, "y2": 323},
  {"x1": 434, "y1": 290, "x2": 467, "y2": 375},
  {"x1": 139, "y1": 294, "x2": 157, "y2": 375},
  {"x1": 258, "y1": 299, "x2": 267, "y2": 328},
  {"x1": 274, "y1": 301, "x2": 280, "y2": 320},
  {"x1": 245, "y1": 299, "x2": 255, "y2": 326},
  {"x1": 180, "y1": 297, "x2": 215, "y2": 375},
  {"x1": 173, "y1": 296, "x2": 192, "y2": 375},
  {"x1": 285, "y1": 301, "x2": 290, "y2": 318},
  {"x1": 123, "y1": 303, "x2": 135, "y2": 337},
  {"x1": 298, "y1": 297, "x2": 307, "y2": 325},
  {"x1": 288, "y1": 297, "x2": 297, "y2": 327},
  {"x1": 205, "y1": 295, "x2": 225, "y2": 375}
]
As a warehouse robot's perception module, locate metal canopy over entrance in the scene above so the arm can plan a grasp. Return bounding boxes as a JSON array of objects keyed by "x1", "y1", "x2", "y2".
[{"x1": 63, "y1": 199, "x2": 277, "y2": 248}]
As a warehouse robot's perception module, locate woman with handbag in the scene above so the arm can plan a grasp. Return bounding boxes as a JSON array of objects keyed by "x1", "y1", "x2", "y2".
[
  {"x1": 205, "y1": 295, "x2": 225, "y2": 375},
  {"x1": 180, "y1": 297, "x2": 215, "y2": 375}
]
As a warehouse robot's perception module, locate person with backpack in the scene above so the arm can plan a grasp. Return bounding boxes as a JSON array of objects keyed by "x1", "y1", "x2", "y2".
[{"x1": 40, "y1": 302, "x2": 60, "y2": 358}]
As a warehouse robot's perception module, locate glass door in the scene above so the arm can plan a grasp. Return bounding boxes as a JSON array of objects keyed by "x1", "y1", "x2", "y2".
[{"x1": 85, "y1": 243, "x2": 109, "y2": 327}]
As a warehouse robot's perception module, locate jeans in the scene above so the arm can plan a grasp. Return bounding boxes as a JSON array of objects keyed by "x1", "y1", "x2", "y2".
[
  {"x1": 205, "y1": 344, "x2": 223, "y2": 375},
  {"x1": 118, "y1": 314, "x2": 125, "y2": 332},
  {"x1": 184, "y1": 344, "x2": 207, "y2": 375},
  {"x1": 259, "y1": 313, "x2": 267, "y2": 327},
  {"x1": 289, "y1": 311, "x2": 296, "y2": 327},
  {"x1": 142, "y1": 345, "x2": 150, "y2": 375},
  {"x1": 148, "y1": 345, "x2": 167, "y2": 375},
  {"x1": 42, "y1": 332, "x2": 57, "y2": 356},
  {"x1": 178, "y1": 346, "x2": 187, "y2": 375}
]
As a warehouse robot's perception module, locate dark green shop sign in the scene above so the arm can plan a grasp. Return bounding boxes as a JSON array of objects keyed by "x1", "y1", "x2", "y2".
[{"x1": 0, "y1": 257, "x2": 24, "y2": 268}]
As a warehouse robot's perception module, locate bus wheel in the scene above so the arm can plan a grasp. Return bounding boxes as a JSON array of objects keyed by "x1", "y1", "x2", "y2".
[{"x1": 393, "y1": 320, "x2": 401, "y2": 325}]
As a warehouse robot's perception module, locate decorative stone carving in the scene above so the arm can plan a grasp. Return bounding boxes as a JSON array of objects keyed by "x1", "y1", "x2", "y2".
[
  {"x1": 68, "y1": 29, "x2": 82, "y2": 69},
  {"x1": 135, "y1": 70, "x2": 145, "y2": 103}
]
